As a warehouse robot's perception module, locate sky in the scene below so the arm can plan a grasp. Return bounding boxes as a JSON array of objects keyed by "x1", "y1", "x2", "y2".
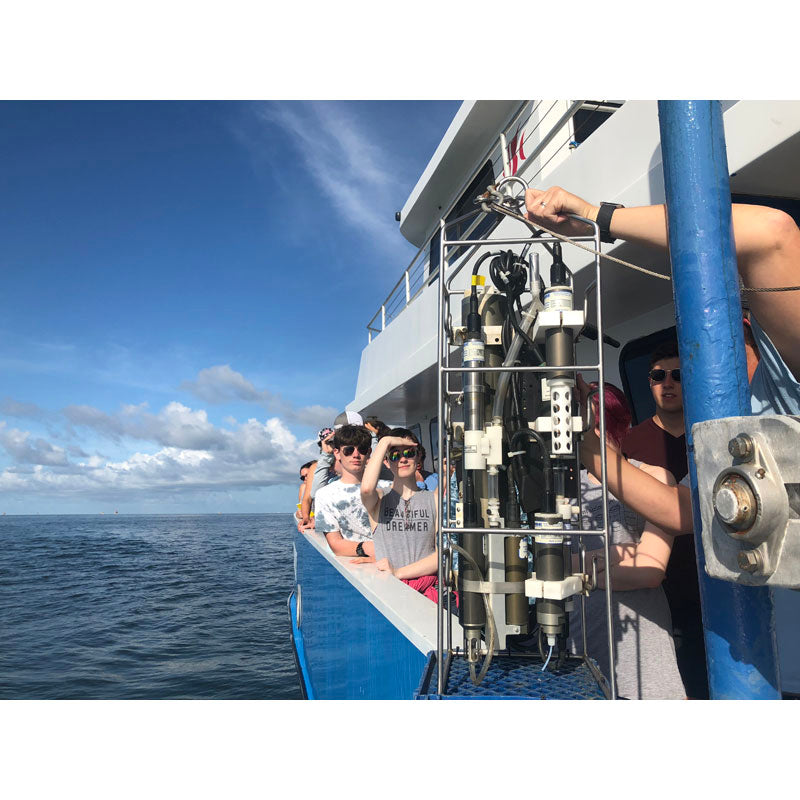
[{"x1": 0, "y1": 100, "x2": 462, "y2": 513}]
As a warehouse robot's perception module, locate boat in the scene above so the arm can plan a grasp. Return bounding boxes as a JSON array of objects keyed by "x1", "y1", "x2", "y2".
[{"x1": 289, "y1": 100, "x2": 800, "y2": 699}]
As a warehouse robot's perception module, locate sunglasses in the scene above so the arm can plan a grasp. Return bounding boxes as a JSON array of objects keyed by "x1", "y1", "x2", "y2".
[
  {"x1": 649, "y1": 368, "x2": 681, "y2": 383},
  {"x1": 300, "y1": 474, "x2": 308, "y2": 482},
  {"x1": 340, "y1": 444, "x2": 370, "y2": 457},
  {"x1": 388, "y1": 447, "x2": 418, "y2": 462}
]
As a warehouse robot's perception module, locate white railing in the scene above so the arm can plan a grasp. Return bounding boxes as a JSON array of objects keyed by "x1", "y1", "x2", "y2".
[{"x1": 367, "y1": 241, "x2": 431, "y2": 342}]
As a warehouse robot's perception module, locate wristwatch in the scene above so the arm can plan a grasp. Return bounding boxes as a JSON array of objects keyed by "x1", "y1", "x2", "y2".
[
  {"x1": 356, "y1": 542, "x2": 366, "y2": 557},
  {"x1": 596, "y1": 202, "x2": 624, "y2": 244}
]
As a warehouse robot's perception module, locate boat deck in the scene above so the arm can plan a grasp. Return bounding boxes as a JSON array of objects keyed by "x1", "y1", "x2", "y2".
[{"x1": 416, "y1": 651, "x2": 609, "y2": 700}]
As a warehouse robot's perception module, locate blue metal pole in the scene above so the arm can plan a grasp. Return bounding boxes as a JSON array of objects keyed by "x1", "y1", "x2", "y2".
[{"x1": 657, "y1": 100, "x2": 780, "y2": 699}]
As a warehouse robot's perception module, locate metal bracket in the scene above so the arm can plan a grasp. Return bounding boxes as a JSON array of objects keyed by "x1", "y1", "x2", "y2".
[
  {"x1": 532, "y1": 309, "x2": 586, "y2": 342},
  {"x1": 525, "y1": 573, "x2": 585, "y2": 600},
  {"x1": 693, "y1": 414, "x2": 800, "y2": 588},
  {"x1": 482, "y1": 325, "x2": 504, "y2": 346}
]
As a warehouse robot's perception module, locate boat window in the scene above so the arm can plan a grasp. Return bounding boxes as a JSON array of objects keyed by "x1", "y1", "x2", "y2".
[
  {"x1": 428, "y1": 159, "x2": 499, "y2": 280},
  {"x1": 618, "y1": 326, "x2": 677, "y2": 426},
  {"x1": 428, "y1": 229, "x2": 440, "y2": 284},
  {"x1": 570, "y1": 101, "x2": 622, "y2": 146},
  {"x1": 429, "y1": 417, "x2": 438, "y2": 469}
]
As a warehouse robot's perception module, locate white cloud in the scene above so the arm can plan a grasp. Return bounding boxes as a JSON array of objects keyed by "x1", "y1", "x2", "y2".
[
  {"x1": 254, "y1": 102, "x2": 403, "y2": 253},
  {"x1": 179, "y1": 364, "x2": 336, "y2": 428},
  {"x1": 63, "y1": 400, "x2": 228, "y2": 450},
  {"x1": 1, "y1": 361, "x2": 335, "y2": 503},
  {"x1": 0, "y1": 398, "x2": 49, "y2": 421},
  {"x1": 0, "y1": 422, "x2": 69, "y2": 466},
  {"x1": 180, "y1": 364, "x2": 265, "y2": 405},
  {"x1": 0, "y1": 416, "x2": 318, "y2": 499}
]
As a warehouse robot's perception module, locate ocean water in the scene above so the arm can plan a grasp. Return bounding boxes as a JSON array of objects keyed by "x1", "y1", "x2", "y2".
[{"x1": 0, "y1": 513, "x2": 302, "y2": 700}]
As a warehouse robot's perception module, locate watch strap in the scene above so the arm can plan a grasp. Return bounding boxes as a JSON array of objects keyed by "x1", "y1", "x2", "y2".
[{"x1": 596, "y1": 202, "x2": 624, "y2": 244}]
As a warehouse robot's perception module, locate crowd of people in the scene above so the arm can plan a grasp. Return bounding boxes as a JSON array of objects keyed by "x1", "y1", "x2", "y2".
[
  {"x1": 295, "y1": 411, "x2": 452, "y2": 602},
  {"x1": 293, "y1": 184, "x2": 800, "y2": 700}
]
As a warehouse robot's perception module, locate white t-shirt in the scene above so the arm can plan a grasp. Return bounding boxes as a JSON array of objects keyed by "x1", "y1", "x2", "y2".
[{"x1": 314, "y1": 480, "x2": 392, "y2": 543}]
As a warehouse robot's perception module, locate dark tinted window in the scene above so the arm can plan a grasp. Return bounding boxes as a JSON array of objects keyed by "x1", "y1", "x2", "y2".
[
  {"x1": 571, "y1": 102, "x2": 622, "y2": 145},
  {"x1": 429, "y1": 417, "x2": 438, "y2": 469},
  {"x1": 429, "y1": 159, "x2": 499, "y2": 278}
]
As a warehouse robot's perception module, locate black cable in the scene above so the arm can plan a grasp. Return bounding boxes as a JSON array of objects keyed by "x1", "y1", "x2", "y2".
[
  {"x1": 487, "y1": 249, "x2": 545, "y2": 362},
  {"x1": 471, "y1": 250, "x2": 496, "y2": 289}
]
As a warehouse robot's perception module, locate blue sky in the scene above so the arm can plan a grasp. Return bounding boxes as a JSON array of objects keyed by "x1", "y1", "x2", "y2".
[{"x1": 0, "y1": 100, "x2": 461, "y2": 513}]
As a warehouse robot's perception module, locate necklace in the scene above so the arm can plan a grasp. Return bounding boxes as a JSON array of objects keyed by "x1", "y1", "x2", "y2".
[{"x1": 401, "y1": 496, "x2": 413, "y2": 531}]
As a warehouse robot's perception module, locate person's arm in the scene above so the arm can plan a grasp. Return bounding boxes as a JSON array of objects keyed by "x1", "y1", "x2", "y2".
[
  {"x1": 580, "y1": 427, "x2": 693, "y2": 536},
  {"x1": 376, "y1": 550, "x2": 439, "y2": 581},
  {"x1": 729, "y1": 204, "x2": 800, "y2": 380},
  {"x1": 349, "y1": 554, "x2": 376, "y2": 564},
  {"x1": 360, "y1": 435, "x2": 416, "y2": 518},
  {"x1": 297, "y1": 463, "x2": 316, "y2": 528},
  {"x1": 574, "y1": 373, "x2": 693, "y2": 536},
  {"x1": 310, "y1": 449, "x2": 334, "y2": 497},
  {"x1": 588, "y1": 464, "x2": 677, "y2": 590},
  {"x1": 526, "y1": 187, "x2": 800, "y2": 379},
  {"x1": 324, "y1": 530, "x2": 375, "y2": 558},
  {"x1": 524, "y1": 186, "x2": 670, "y2": 247},
  {"x1": 302, "y1": 450, "x2": 333, "y2": 524}
]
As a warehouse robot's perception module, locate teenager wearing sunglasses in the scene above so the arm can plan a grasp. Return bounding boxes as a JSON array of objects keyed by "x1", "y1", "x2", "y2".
[
  {"x1": 354, "y1": 428, "x2": 442, "y2": 603},
  {"x1": 623, "y1": 340, "x2": 686, "y2": 483},
  {"x1": 314, "y1": 425, "x2": 382, "y2": 558}
]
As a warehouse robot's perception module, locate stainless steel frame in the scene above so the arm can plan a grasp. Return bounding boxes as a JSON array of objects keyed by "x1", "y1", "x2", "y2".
[{"x1": 434, "y1": 208, "x2": 617, "y2": 698}]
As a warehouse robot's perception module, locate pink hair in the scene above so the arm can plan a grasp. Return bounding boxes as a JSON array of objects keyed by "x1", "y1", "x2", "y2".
[{"x1": 589, "y1": 382, "x2": 631, "y2": 448}]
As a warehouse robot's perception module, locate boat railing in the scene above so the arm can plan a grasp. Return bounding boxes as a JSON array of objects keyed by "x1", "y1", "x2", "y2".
[
  {"x1": 366, "y1": 242, "x2": 430, "y2": 343},
  {"x1": 365, "y1": 99, "x2": 613, "y2": 343}
]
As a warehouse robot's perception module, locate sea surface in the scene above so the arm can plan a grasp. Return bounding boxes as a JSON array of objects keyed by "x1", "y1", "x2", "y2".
[{"x1": 0, "y1": 513, "x2": 302, "y2": 699}]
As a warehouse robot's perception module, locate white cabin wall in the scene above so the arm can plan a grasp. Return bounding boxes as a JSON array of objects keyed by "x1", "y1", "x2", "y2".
[{"x1": 507, "y1": 100, "x2": 574, "y2": 184}]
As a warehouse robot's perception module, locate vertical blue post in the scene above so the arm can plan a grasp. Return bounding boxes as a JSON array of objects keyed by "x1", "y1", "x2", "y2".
[{"x1": 658, "y1": 101, "x2": 780, "y2": 699}]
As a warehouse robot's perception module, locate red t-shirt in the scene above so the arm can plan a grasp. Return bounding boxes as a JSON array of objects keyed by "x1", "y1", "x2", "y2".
[{"x1": 621, "y1": 417, "x2": 687, "y2": 482}]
